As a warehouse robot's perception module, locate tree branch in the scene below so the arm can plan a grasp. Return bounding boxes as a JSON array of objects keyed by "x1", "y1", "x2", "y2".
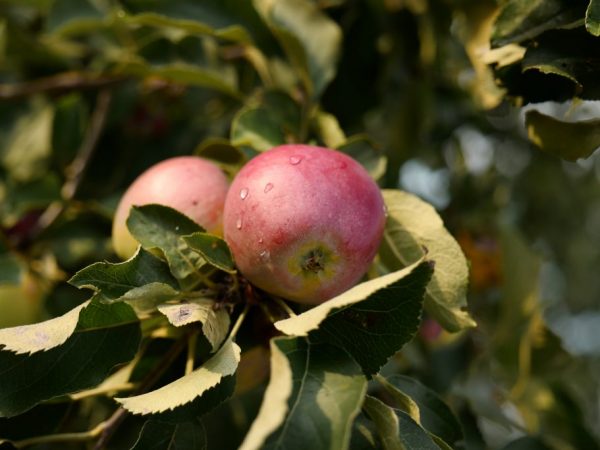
[{"x1": 0, "y1": 72, "x2": 124, "y2": 100}]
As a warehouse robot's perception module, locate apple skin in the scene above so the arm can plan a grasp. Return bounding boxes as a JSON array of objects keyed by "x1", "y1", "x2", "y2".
[
  {"x1": 223, "y1": 144, "x2": 386, "y2": 305},
  {"x1": 112, "y1": 156, "x2": 229, "y2": 259}
]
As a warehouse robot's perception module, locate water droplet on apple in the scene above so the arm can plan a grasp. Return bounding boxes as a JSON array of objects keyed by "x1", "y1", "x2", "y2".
[
  {"x1": 258, "y1": 238, "x2": 264, "y2": 244},
  {"x1": 236, "y1": 217, "x2": 243, "y2": 230},
  {"x1": 289, "y1": 155, "x2": 303, "y2": 165},
  {"x1": 240, "y1": 188, "x2": 249, "y2": 200},
  {"x1": 259, "y1": 250, "x2": 270, "y2": 262},
  {"x1": 264, "y1": 183, "x2": 274, "y2": 193}
]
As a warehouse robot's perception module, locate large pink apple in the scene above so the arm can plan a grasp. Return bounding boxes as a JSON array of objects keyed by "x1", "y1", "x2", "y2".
[
  {"x1": 112, "y1": 156, "x2": 229, "y2": 259},
  {"x1": 223, "y1": 144, "x2": 386, "y2": 305}
]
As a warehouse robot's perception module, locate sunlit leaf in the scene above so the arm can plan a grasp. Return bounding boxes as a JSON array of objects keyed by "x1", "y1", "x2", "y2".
[
  {"x1": 378, "y1": 375, "x2": 463, "y2": 446},
  {"x1": 337, "y1": 136, "x2": 387, "y2": 182},
  {"x1": 525, "y1": 110, "x2": 600, "y2": 161},
  {"x1": 240, "y1": 336, "x2": 367, "y2": 450},
  {"x1": 492, "y1": 0, "x2": 586, "y2": 46},
  {"x1": 0, "y1": 300, "x2": 140, "y2": 417},
  {"x1": 379, "y1": 190, "x2": 475, "y2": 332},
  {"x1": 275, "y1": 258, "x2": 432, "y2": 375},
  {"x1": 587, "y1": 0, "x2": 600, "y2": 36},
  {"x1": 158, "y1": 299, "x2": 230, "y2": 352},
  {"x1": 315, "y1": 110, "x2": 346, "y2": 148},
  {"x1": 116, "y1": 339, "x2": 239, "y2": 416},
  {"x1": 362, "y1": 396, "x2": 439, "y2": 450},
  {"x1": 0, "y1": 301, "x2": 88, "y2": 355}
]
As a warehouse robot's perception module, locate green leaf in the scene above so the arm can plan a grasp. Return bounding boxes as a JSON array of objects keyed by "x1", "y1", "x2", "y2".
[
  {"x1": 119, "y1": 283, "x2": 181, "y2": 315},
  {"x1": 52, "y1": 93, "x2": 88, "y2": 169},
  {"x1": 131, "y1": 419, "x2": 208, "y2": 450},
  {"x1": 240, "y1": 336, "x2": 367, "y2": 450},
  {"x1": 315, "y1": 110, "x2": 346, "y2": 148},
  {"x1": 126, "y1": 205, "x2": 206, "y2": 286},
  {"x1": 253, "y1": 0, "x2": 342, "y2": 99},
  {"x1": 275, "y1": 258, "x2": 432, "y2": 376},
  {"x1": 46, "y1": 0, "x2": 106, "y2": 35},
  {"x1": 0, "y1": 175, "x2": 62, "y2": 226},
  {"x1": 122, "y1": 12, "x2": 252, "y2": 44},
  {"x1": 362, "y1": 396, "x2": 439, "y2": 450},
  {"x1": 69, "y1": 248, "x2": 179, "y2": 302},
  {"x1": 0, "y1": 251, "x2": 24, "y2": 285},
  {"x1": 501, "y1": 436, "x2": 553, "y2": 450},
  {"x1": 121, "y1": 0, "x2": 267, "y2": 44},
  {"x1": 115, "y1": 61, "x2": 241, "y2": 99},
  {"x1": 158, "y1": 299, "x2": 230, "y2": 352},
  {"x1": 183, "y1": 232, "x2": 235, "y2": 273},
  {"x1": 0, "y1": 300, "x2": 140, "y2": 417},
  {"x1": 586, "y1": 0, "x2": 600, "y2": 35},
  {"x1": 230, "y1": 91, "x2": 301, "y2": 152},
  {"x1": 116, "y1": 339, "x2": 239, "y2": 417},
  {"x1": 195, "y1": 138, "x2": 247, "y2": 173},
  {"x1": 337, "y1": 136, "x2": 387, "y2": 182},
  {"x1": 491, "y1": 0, "x2": 586, "y2": 47},
  {"x1": 380, "y1": 189, "x2": 476, "y2": 332},
  {"x1": 350, "y1": 412, "x2": 381, "y2": 450},
  {"x1": 1, "y1": 102, "x2": 54, "y2": 183},
  {"x1": 520, "y1": 28, "x2": 600, "y2": 101},
  {"x1": 378, "y1": 375, "x2": 463, "y2": 446},
  {"x1": 375, "y1": 376, "x2": 421, "y2": 424},
  {"x1": 525, "y1": 110, "x2": 600, "y2": 161}
]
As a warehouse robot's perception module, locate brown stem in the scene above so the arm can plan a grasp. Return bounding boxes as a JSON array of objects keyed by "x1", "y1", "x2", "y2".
[
  {"x1": 0, "y1": 72, "x2": 124, "y2": 100},
  {"x1": 93, "y1": 334, "x2": 189, "y2": 450},
  {"x1": 29, "y1": 88, "x2": 112, "y2": 239}
]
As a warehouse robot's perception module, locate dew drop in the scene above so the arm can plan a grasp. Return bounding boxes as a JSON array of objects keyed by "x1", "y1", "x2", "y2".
[
  {"x1": 175, "y1": 226, "x2": 180, "y2": 232},
  {"x1": 264, "y1": 182, "x2": 274, "y2": 193},
  {"x1": 258, "y1": 238, "x2": 264, "y2": 244},
  {"x1": 236, "y1": 217, "x2": 243, "y2": 230},
  {"x1": 289, "y1": 155, "x2": 303, "y2": 165},
  {"x1": 240, "y1": 188, "x2": 249, "y2": 200},
  {"x1": 259, "y1": 250, "x2": 270, "y2": 262}
]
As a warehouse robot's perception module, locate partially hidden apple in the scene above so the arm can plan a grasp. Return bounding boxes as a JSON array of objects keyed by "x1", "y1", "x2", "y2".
[
  {"x1": 0, "y1": 273, "x2": 44, "y2": 328},
  {"x1": 112, "y1": 156, "x2": 230, "y2": 259},
  {"x1": 223, "y1": 144, "x2": 386, "y2": 305}
]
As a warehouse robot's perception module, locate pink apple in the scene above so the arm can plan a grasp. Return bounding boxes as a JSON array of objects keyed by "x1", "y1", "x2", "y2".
[
  {"x1": 223, "y1": 144, "x2": 386, "y2": 305},
  {"x1": 112, "y1": 156, "x2": 229, "y2": 259}
]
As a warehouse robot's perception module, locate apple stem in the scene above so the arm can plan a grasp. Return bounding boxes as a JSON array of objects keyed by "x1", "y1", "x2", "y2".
[
  {"x1": 185, "y1": 332, "x2": 199, "y2": 374},
  {"x1": 273, "y1": 296, "x2": 297, "y2": 318},
  {"x1": 229, "y1": 303, "x2": 250, "y2": 340},
  {"x1": 258, "y1": 302, "x2": 278, "y2": 324}
]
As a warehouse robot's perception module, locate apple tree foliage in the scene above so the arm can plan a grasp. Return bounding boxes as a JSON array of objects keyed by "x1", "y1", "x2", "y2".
[{"x1": 0, "y1": 0, "x2": 599, "y2": 449}]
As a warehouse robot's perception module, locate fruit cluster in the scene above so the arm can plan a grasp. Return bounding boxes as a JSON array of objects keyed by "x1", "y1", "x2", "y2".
[{"x1": 113, "y1": 145, "x2": 386, "y2": 305}]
